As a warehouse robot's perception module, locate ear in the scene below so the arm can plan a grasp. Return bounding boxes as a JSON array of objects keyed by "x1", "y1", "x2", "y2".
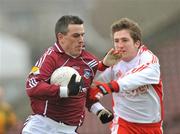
[
  {"x1": 57, "y1": 33, "x2": 64, "y2": 43},
  {"x1": 135, "y1": 40, "x2": 141, "y2": 49}
]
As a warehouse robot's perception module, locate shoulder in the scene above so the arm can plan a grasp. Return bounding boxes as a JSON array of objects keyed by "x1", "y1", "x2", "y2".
[
  {"x1": 44, "y1": 46, "x2": 58, "y2": 57},
  {"x1": 33, "y1": 46, "x2": 61, "y2": 71},
  {"x1": 40, "y1": 46, "x2": 62, "y2": 62},
  {"x1": 81, "y1": 50, "x2": 99, "y2": 74},
  {"x1": 139, "y1": 45, "x2": 159, "y2": 64}
]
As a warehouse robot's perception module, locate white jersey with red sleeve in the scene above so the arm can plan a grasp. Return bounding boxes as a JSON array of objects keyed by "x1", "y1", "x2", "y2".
[{"x1": 98, "y1": 45, "x2": 164, "y2": 123}]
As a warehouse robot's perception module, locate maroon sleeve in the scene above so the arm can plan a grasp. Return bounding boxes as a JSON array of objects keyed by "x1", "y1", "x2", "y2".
[
  {"x1": 86, "y1": 87, "x2": 99, "y2": 111},
  {"x1": 26, "y1": 75, "x2": 59, "y2": 98},
  {"x1": 25, "y1": 50, "x2": 59, "y2": 98},
  {"x1": 85, "y1": 54, "x2": 100, "y2": 111}
]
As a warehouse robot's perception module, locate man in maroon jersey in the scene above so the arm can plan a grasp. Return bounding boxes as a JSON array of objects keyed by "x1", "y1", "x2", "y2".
[{"x1": 22, "y1": 15, "x2": 121, "y2": 134}]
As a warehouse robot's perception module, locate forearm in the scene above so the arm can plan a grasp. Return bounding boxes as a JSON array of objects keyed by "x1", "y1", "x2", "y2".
[
  {"x1": 118, "y1": 64, "x2": 160, "y2": 92},
  {"x1": 26, "y1": 77, "x2": 59, "y2": 97}
]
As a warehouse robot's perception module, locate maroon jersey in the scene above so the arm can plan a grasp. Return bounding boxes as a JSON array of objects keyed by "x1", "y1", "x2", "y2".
[{"x1": 26, "y1": 42, "x2": 98, "y2": 126}]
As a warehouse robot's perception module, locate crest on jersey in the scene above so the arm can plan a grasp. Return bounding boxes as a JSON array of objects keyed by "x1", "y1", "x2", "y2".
[
  {"x1": 30, "y1": 66, "x2": 40, "y2": 75},
  {"x1": 84, "y1": 69, "x2": 91, "y2": 79},
  {"x1": 116, "y1": 70, "x2": 123, "y2": 78}
]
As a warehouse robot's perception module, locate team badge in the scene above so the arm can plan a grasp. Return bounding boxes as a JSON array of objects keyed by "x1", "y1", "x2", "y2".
[{"x1": 83, "y1": 69, "x2": 91, "y2": 79}]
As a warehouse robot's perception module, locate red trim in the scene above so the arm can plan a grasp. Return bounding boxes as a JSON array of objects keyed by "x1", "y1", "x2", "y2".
[
  {"x1": 152, "y1": 79, "x2": 164, "y2": 121},
  {"x1": 97, "y1": 61, "x2": 109, "y2": 71},
  {"x1": 110, "y1": 80, "x2": 119, "y2": 92},
  {"x1": 118, "y1": 117, "x2": 162, "y2": 127}
]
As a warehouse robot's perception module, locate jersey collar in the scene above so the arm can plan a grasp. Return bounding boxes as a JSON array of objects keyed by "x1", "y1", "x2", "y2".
[{"x1": 53, "y1": 42, "x2": 64, "y2": 53}]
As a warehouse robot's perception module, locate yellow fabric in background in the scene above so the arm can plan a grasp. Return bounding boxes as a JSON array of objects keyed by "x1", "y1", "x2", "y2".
[{"x1": 0, "y1": 102, "x2": 16, "y2": 134}]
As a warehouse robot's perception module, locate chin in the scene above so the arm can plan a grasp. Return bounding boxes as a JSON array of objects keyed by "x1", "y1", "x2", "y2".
[{"x1": 73, "y1": 51, "x2": 81, "y2": 57}]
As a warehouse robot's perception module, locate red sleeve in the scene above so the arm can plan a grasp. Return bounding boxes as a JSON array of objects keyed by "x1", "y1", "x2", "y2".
[
  {"x1": 25, "y1": 51, "x2": 59, "y2": 98},
  {"x1": 97, "y1": 61, "x2": 109, "y2": 71}
]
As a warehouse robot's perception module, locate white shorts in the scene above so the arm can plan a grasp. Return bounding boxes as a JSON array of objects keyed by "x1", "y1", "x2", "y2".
[{"x1": 22, "y1": 115, "x2": 78, "y2": 134}]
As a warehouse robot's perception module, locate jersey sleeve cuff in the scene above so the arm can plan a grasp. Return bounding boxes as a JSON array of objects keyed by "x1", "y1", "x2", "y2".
[
  {"x1": 97, "y1": 61, "x2": 109, "y2": 71},
  {"x1": 90, "y1": 102, "x2": 105, "y2": 114},
  {"x1": 59, "y1": 86, "x2": 68, "y2": 97}
]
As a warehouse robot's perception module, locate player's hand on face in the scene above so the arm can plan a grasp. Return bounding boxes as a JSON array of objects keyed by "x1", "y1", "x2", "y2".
[
  {"x1": 103, "y1": 48, "x2": 122, "y2": 66},
  {"x1": 68, "y1": 74, "x2": 83, "y2": 96}
]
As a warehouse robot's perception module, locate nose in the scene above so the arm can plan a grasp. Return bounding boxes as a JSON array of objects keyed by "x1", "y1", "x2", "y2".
[
  {"x1": 115, "y1": 42, "x2": 124, "y2": 49},
  {"x1": 80, "y1": 35, "x2": 84, "y2": 40},
  {"x1": 79, "y1": 35, "x2": 84, "y2": 43}
]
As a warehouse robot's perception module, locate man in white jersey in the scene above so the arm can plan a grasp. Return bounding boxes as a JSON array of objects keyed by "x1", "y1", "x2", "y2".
[{"x1": 89, "y1": 18, "x2": 164, "y2": 134}]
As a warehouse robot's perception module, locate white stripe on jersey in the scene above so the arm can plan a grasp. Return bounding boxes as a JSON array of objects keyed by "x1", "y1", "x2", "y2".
[
  {"x1": 43, "y1": 100, "x2": 48, "y2": 116},
  {"x1": 55, "y1": 42, "x2": 63, "y2": 53},
  {"x1": 80, "y1": 58, "x2": 96, "y2": 77},
  {"x1": 87, "y1": 59, "x2": 98, "y2": 68},
  {"x1": 35, "y1": 60, "x2": 39, "y2": 67},
  {"x1": 28, "y1": 77, "x2": 38, "y2": 88},
  {"x1": 36, "y1": 48, "x2": 54, "y2": 68}
]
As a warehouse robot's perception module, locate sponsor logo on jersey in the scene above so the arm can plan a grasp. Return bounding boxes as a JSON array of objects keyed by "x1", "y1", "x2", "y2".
[{"x1": 120, "y1": 85, "x2": 149, "y2": 98}]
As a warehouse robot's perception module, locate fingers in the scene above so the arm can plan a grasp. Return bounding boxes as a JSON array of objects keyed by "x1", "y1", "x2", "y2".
[
  {"x1": 108, "y1": 48, "x2": 115, "y2": 54},
  {"x1": 108, "y1": 48, "x2": 122, "y2": 58},
  {"x1": 78, "y1": 78, "x2": 83, "y2": 90},
  {"x1": 113, "y1": 51, "x2": 123, "y2": 59}
]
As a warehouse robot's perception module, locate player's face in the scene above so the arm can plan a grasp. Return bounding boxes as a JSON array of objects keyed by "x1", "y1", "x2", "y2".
[
  {"x1": 60, "y1": 24, "x2": 85, "y2": 57},
  {"x1": 113, "y1": 29, "x2": 140, "y2": 62}
]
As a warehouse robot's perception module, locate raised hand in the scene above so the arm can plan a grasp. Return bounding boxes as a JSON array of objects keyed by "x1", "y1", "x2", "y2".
[{"x1": 103, "y1": 48, "x2": 122, "y2": 67}]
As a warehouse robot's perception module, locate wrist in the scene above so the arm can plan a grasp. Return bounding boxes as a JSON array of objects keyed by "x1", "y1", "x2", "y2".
[
  {"x1": 59, "y1": 86, "x2": 68, "y2": 97},
  {"x1": 98, "y1": 61, "x2": 109, "y2": 71},
  {"x1": 109, "y1": 81, "x2": 119, "y2": 92},
  {"x1": 90, "y1": 102, "x2": 104, "y2": 114}
]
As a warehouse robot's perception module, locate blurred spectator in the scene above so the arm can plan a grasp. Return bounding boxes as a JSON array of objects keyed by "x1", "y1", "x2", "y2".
[{"x1": 0, "y1": 86, "x2": 17, "y2": 134}]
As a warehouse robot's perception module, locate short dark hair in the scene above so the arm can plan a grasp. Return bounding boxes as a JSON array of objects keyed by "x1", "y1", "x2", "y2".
[
  {"x1": 55, "y1": 15, "x2": 84, "y2": 37},
  {"x1": 111, "y1": 18, "x2": 142, "y2": 43}
]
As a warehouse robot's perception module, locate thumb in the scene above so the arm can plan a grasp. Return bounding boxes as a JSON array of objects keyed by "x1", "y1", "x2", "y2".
[
  {"x1": 94, "y1": 81, "x2": 103, "y2": 86},
  {"x1": 69, "y1": 74, "x2": 76, "y2": 83}
]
